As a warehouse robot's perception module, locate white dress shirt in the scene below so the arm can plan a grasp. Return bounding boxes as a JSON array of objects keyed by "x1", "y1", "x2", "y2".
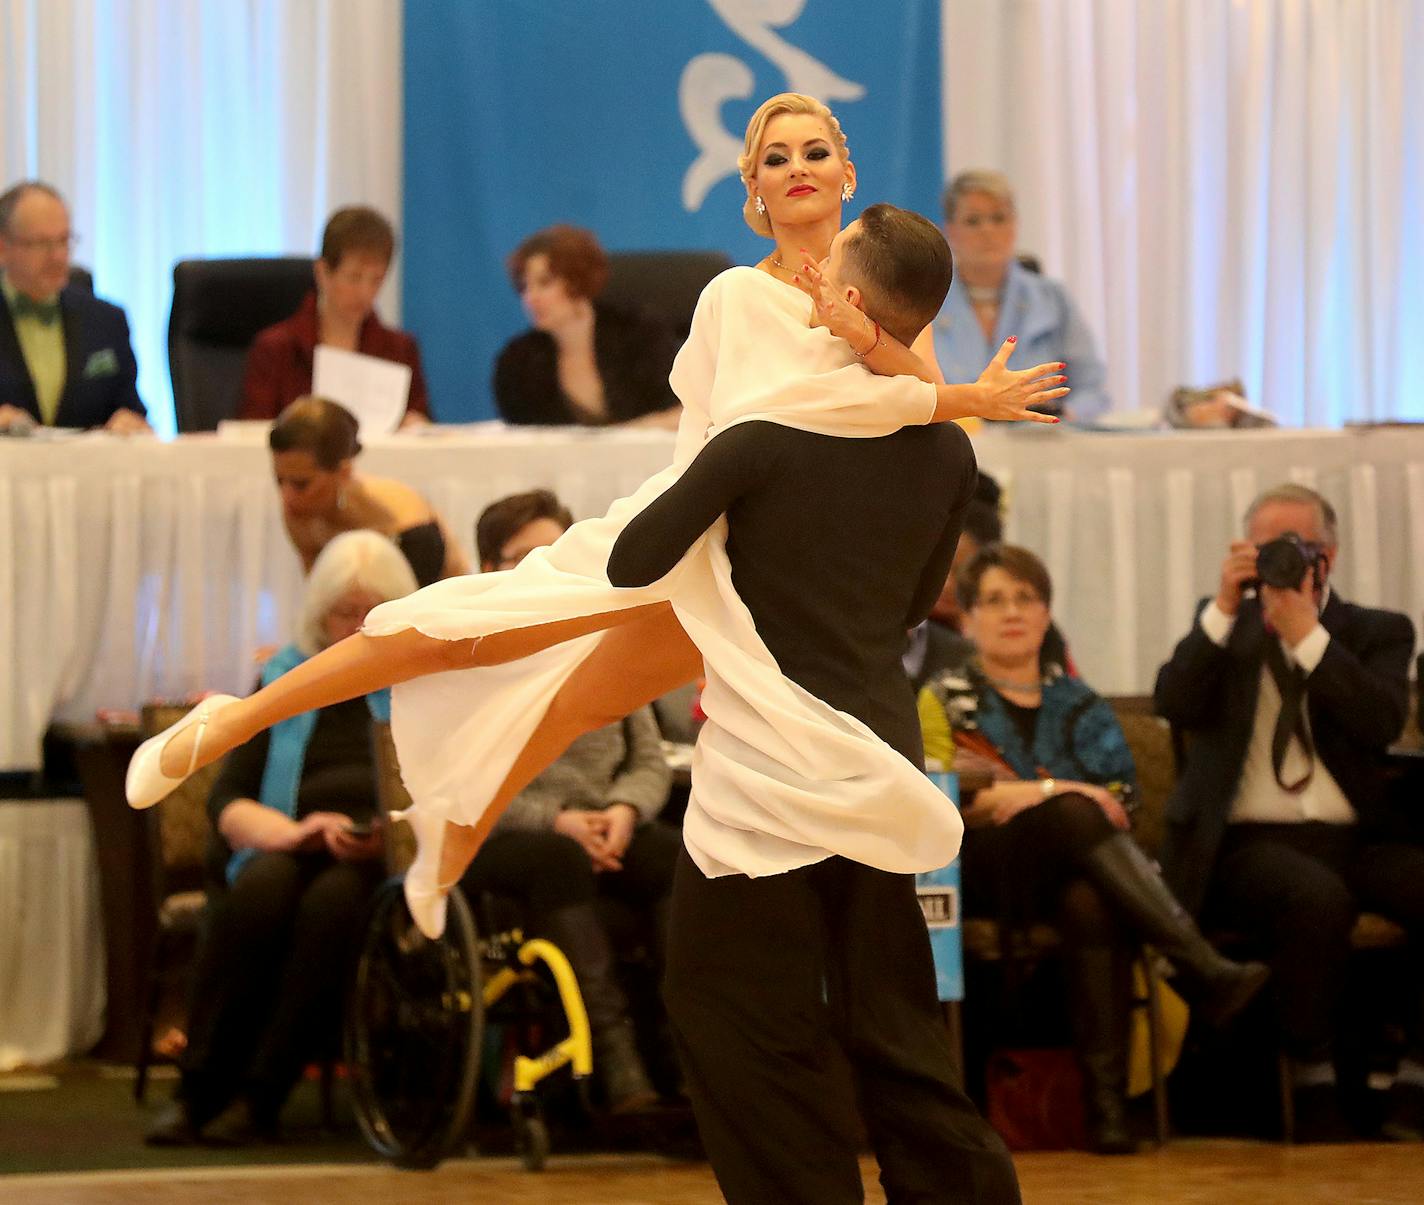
[{"x1": 1198, "y1": 598, "x2": 1357, "y2": 825}]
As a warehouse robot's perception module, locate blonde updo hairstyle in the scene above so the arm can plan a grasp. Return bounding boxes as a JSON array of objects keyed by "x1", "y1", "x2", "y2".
[{"x1": 738, "y1": 92, "x2": 851, "y2": 238}]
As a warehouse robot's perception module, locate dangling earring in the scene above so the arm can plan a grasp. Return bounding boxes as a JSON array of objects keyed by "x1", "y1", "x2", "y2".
[
  {"x1": 754, "y1": 195, "x2": 766, "y2": 216},
  {"x1": 841, "y1": 182, "x2": 855, "y2": 202}
]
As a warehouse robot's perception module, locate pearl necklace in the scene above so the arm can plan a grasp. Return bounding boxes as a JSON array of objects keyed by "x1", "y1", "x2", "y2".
[{"x1": 966, "y1": 284, "x2": 1000, "y2": 305}]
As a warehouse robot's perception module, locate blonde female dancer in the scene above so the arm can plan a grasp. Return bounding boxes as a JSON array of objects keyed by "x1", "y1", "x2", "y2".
[{"x1": 128, "y1": 95, "x2": 1067, "y2": 942}]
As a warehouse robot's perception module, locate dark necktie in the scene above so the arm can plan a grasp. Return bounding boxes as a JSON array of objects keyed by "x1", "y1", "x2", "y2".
[
  {"x1": 1263, "y1": 636, "x2": 1314, "y2": 794},
  {"x1": 9, "y1": 293, "x2": 61, "y2": 325}
]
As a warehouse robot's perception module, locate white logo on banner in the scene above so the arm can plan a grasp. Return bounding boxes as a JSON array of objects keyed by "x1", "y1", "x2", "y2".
[{"x1": 680, "y1": 0, "x2": 867, "y2": 213}]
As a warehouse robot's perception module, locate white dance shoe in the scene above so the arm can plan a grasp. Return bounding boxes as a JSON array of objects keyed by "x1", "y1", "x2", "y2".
[
  {"x1": 125, "y1": 694, "x2": 239, "y2": 810},
  {"x1": 390, "y1": 806, "x2": 456, "y2": 940}
]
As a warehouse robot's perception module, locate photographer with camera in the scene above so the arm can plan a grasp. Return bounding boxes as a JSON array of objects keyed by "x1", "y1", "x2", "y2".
[{"x1": 1155, "y1": 482, "x2": 1424, "y2": 1142}]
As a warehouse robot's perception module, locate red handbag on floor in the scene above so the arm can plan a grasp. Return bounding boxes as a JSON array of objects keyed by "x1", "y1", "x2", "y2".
[{"x1": 985, "y1": 1048, "x2": 1088, "y2": 1151}]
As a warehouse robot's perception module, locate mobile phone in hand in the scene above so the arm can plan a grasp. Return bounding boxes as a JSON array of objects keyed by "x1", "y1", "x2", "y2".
[{"x1": 345, "y1": 820, "x2": 376, "y2": 838}]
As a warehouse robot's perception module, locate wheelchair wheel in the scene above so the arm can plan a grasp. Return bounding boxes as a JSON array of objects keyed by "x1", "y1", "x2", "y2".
[{"x1": 345, "y1": 877, "x2": 482, "y2": 1170}]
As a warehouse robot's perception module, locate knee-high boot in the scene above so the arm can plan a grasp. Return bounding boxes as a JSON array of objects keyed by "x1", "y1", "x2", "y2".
[
  {"x1": 1066, "y1": 943, "x2": 1136, "y2": 1154},
  {"x1": 541, "y1": 903, "x2": 658, "y2": 1112},
  {"x1": 1082, "y1": 834, "x2": 1269, "y2": 1026}
]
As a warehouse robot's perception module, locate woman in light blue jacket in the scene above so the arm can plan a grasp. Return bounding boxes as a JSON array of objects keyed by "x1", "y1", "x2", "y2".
[{"x1": 932, "y1": 170, "x2": 1110, "y2": 423}]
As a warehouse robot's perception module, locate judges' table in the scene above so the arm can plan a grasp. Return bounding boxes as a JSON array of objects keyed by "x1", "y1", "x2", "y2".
[
  {"x1": 3, "y1": 423, "x2": 1423, "y2": 771},
  {"x1": 0, "y1": 426, "x2": 679, "y2": 772}
]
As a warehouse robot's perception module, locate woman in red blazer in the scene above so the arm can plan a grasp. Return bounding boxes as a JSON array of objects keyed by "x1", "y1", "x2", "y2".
[{"x1": 238, "y1": 207, "x2": 431, "y2": 424}]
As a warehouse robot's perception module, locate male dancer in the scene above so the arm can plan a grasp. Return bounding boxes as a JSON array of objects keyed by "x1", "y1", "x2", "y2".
[{"x1": 608, "y1": 204, "x2": 1019, "y2": 1203}]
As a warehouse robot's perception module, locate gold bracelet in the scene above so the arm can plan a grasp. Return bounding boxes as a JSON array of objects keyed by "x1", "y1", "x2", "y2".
[{"x1": 852, "y1": 318, "x2": 882, "y2": 360}]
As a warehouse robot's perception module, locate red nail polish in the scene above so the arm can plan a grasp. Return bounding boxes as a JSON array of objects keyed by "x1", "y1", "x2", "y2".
[
  {"x1": 1052, "y1": 417, "x2": 1062, "y2": 424},
  {"x1": 1007, "y1": 335, "x2": 1017, "y2": 344}
]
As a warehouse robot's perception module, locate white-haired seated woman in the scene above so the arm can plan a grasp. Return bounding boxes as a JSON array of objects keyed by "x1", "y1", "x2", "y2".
[{"x1": 145, "y1": 531, "x2": 418, "y2": 1146}]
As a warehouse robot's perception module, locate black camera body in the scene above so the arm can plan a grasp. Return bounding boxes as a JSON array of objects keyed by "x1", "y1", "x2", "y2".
[{"x1": 1253, "y1": 532, "x2": 1327, "y2": 591}]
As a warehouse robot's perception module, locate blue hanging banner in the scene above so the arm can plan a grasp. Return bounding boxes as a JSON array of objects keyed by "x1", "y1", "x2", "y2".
[
  {"x1": 402, "y1": 0, "x2": 943, "y2": 421},
  {"x1": 916, "y1": 769, "x2": 963, "y2": 1002}
]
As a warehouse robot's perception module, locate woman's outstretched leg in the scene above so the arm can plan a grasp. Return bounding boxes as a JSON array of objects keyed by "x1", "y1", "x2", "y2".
[
  {"x1": 154, "y1": 603, "x2": 672, "y2": 779},
  {"x1": 437, "y1": 606, "x2": 703, "y2": 882}
]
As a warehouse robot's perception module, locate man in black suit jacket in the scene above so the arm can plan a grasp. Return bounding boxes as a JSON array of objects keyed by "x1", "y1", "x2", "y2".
[
  {"x1": 0, "y1": 181, "x2": 149, "y2": 433},
  {"x1": 1155, "y1": 482, "x2": 1424, "y2": 1141}
]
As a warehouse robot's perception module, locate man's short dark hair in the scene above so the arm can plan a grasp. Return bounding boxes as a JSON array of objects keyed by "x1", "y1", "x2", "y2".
[
  {"x1": 0, "y1": 181, "x2": 66, "y2": 237},
  {"x1": 840, "y1": 203, "x2": 954, "y2": 346},
  {"x1": 319, "y1": 206, "x2": 396, "y2": 269},
  {"x1": 476, "y1": 489, "x2": 574, "y2": 568}
]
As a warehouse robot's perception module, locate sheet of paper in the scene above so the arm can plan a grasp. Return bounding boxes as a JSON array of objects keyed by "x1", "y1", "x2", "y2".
[{"x1": 312, "y1": 345, "x2": 411, "y2": 438}]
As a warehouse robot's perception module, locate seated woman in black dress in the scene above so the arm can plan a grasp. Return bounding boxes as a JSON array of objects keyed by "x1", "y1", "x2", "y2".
[
  {"x1": 269, "y1": 396, "x2": 468, "y2": 586},
  {"x1": 492, "y1": 225, "x2": 680, "y2": 427},
  {"x1": 146, "y1": 531, "x2": 419, "y2": 1144},
  {"x1": 918, "y1": 544, "x2": 1267, "y2": 1154}
]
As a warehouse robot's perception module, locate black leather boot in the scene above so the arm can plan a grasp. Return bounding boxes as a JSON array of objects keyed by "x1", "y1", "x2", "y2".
[
  {"x1": 540, "y1": 903, "x2": 657, "y2": 1113},
  {"x1": 1066, "y1": 943, "x2": 1137, "y2": 1154},
  {"x1": 1082, "y1": 834, "x2": 1270, "y2": 1026}
]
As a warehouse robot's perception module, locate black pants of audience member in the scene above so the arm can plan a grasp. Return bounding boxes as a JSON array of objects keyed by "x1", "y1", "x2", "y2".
[
  {"x1": 1201, "y1": 822, "x2": 1424, "y2": 1062},
  {"x1": 179, "y1": 851, "x2": 381, "y2": 1127},
  {"x1": 962, "y1": 791, "x2": 1126, "y2": 946},
  {"x1": 664, "y1": 850, "x2": 1022, "y2": 1205},
  {"x1": 460, "y1": 821, "x2": 680, "y2": 931}
]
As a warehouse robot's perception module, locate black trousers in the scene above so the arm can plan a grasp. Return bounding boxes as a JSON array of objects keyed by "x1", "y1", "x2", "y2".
[
  {"x1": 460, "y1": 821, "x2": 681, "y2": 921},
  {"x1": 1202, "y1": 822, "x2": 1424, "y2": 1061},
  {"x1": 180, "y1": 851, "x2": 381, "y2": 1124},
  {"x1": 664, "y1": 850, "x2": 1020, "y2": 1205},
  {"x1": 961, "y1": 792, "x2": 1124, "y2": 947}
]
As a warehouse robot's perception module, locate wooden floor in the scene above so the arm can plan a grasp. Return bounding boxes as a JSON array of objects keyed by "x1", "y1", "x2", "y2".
[{"x1": 4, "y1": 1142, "x2": 1420, "y2": 1205}]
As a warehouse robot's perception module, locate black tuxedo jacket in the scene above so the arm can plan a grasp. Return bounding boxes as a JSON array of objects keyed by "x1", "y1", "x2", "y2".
[
  {"x1": 0, "y1": 285, "x2": 145, "y2": 427},
  {"x1": 1153, "y1": 592, "x2": 1414, "y2": 915}
]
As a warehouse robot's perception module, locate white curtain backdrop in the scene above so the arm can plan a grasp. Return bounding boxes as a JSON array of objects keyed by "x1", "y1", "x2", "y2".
[
  {"x1": 0, "y1": 0, "x2": 403, "y2": 436},
  {"x1": 943, "y1": 0, "x2": 1424, "y2": 426}
]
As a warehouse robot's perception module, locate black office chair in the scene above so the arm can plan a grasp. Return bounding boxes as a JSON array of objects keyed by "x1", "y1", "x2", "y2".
[
  {"x1": 602, "y1": 250, "x2": 733, "y2": 341},
  {"x1": 167, "y1": 257, "x2": 315, "y2": 432}
]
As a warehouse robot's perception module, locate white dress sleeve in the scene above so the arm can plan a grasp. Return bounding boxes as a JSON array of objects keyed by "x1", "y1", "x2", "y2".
[{"x1": 670, "y1": 268, "x2": 936, "y2": 462}]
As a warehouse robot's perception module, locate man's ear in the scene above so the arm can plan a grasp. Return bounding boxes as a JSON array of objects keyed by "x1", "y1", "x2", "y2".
[{"x1": 843, "y1": 283, "x2": 866, "y2": 313}]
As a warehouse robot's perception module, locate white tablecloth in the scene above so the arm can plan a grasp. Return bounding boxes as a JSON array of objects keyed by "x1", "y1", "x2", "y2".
[
  {"x1": 0, "y1": 800, "x2": 105, "y2": 1068},
  {"x1": 3, "y1": 423, "x2": 1422, "y2": 769},
  {"x1": 0, "y1": 426, "x2": 678, "y2": 770}
]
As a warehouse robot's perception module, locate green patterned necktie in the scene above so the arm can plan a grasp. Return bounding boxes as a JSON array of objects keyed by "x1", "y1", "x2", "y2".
[{"x1": 9, "y1": 293, "x2": 61, "y2": 325}]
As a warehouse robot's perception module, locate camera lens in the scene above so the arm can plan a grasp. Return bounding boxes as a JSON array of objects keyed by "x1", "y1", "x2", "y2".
[{"x1": 1256, "y1": 536, "x2": 1311, "y2": 589}]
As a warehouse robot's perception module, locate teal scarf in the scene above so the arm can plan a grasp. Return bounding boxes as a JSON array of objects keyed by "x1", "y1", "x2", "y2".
[{"x1": 226, "y1": 643, "x2": 390, "y2": 884}]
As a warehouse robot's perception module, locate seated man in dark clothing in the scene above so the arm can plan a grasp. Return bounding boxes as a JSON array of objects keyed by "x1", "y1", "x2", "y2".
[
  {"x1": 1155, "y1": 482, "x2": 1424, "y2": 1142},
  {"x1": 608, "y1": 204, "x2": 1020, "y2": 1204},
  {"x1": 0, "y1": 180, "x2": 150, "y2": 432}
]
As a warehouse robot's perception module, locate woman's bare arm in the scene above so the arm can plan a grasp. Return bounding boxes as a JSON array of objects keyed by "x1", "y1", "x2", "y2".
[{"x1": 797, "y1": 256, "x2": 1067, "y2": 424}]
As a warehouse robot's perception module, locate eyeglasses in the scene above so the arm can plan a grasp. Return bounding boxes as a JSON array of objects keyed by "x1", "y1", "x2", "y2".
[
  {"x1": 972, "y1": 591, "x2": 1045, "y2": 614},
  {"x1": 8, "y1": 233, "x2": 79, "y2": 253},
  {"x1": 955, "y1": 212, "x2": 1012, "y2": 230}
]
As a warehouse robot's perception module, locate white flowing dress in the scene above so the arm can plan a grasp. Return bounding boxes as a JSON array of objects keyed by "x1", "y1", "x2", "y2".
[{"x1": 363, "y1": 267, "x2": 965, "y2": 879}]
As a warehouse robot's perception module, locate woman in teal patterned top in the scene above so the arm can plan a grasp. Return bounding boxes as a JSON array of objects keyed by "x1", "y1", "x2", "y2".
[{"x1": 918, "y1": 544, "x2": 1266, "y2": 1154}]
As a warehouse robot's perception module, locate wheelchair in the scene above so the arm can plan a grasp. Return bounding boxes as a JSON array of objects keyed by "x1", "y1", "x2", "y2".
[{"x1": 343, "y1": 723, "x2": 593, "y2": 1171}]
